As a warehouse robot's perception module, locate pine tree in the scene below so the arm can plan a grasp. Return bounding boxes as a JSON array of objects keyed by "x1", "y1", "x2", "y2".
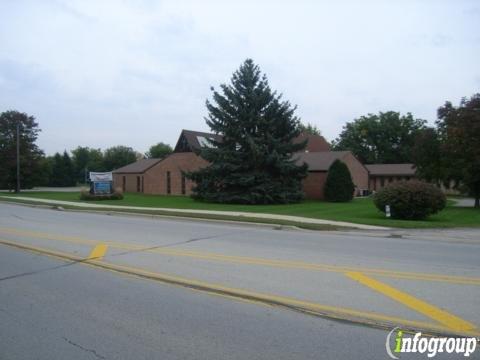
[
  {"x1": 49, "y1": 153, "x2": 65, "y2": 187},
  {"x1": 324, "y1": 160, "x2": 355, "y2": 202},
  {"x1": 188, "y1": 59, "x2": 308, "y2": 204},
  {"x1": 49, "y1": 151, "x2": 76, "y2": 187},
  {"x1": 62, "y1": 151, "x2": 76, "y2": 186}
]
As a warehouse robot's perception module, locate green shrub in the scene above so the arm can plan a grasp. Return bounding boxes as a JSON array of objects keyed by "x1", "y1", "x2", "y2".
[
  {"x1": 324, "y1": 160, "x2": 355, "y2": 202},
  {"x1": 374, "y1": 181, "x2": 446, "y2": 220},
  {"x1": 79, "y1": 187, "x2": 124, "y2": 201}
]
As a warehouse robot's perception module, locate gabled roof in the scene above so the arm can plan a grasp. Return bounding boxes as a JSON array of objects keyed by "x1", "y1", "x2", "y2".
[
  {"x1": 174, "y1": 129, "x2": 330, "y2": 153},
  {"x1": 293, "y1": 133, "x2": 331, "y2": 152},
  {"x1": 112, "y1": 158, "x2": 162, "y2": 174},
  {"x1": 365, "y1": 163, "x2": 416, "y2": 176},
  {"x1": 174, "y1": 129, "x2": 223, "y2": 152},
  {"x1": 294, "y1": 151, "x2": 350, "y2": 171}
]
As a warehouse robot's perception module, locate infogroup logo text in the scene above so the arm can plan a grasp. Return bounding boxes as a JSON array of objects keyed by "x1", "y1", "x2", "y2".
[{"x1": 386, "y1": 328, "x2": 478, "y2": 358}]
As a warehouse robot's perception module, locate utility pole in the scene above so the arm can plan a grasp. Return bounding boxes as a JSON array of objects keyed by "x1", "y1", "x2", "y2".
[{"x1": 15, "y1": 120, "x2": 20, "y2": 193}]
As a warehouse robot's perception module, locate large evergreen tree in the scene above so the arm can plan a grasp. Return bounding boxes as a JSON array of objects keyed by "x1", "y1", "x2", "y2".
[
  {"x1": 188, "y1": 59, "x2": 308, "y2": 204},
  {"x1": 298, "y1": 122, "x2": 321, "y2": 136}
]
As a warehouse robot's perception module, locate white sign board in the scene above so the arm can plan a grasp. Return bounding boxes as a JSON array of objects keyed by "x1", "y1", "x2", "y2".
[{"x1": 89, "y1": 172, "x2": 113, "y2": 182}]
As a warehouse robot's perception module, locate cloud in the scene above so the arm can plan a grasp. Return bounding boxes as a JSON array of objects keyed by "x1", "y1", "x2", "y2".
[{"x1": 0, "y1": 0, "x2": 479, "y2": 154}]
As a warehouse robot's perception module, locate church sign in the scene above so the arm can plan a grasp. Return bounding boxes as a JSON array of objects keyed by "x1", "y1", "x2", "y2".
[{"x1": 89, "y1": 172, "x2": 113, "y2": 195}]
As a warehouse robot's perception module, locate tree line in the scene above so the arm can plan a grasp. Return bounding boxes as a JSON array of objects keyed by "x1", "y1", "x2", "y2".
[
  {"x1": 186, "y1": 59, "x2": 479, "y2": 206},
  {"x1": 331, "y1": 96, "x2": 479, "y2": 207},
  {"x1": 1, "y1": 59, "x2": 478, "y2": 206},
  {"x1": 0, "y1": 110, "x2": 172, "y2": 189}
]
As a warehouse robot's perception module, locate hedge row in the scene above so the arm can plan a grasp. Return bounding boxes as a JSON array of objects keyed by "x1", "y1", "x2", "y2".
[{"x1": 79, "y1": 188, "x2": 124, "y2": 201}]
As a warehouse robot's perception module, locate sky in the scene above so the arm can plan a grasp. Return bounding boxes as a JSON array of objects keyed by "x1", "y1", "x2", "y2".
[{"x1": 0, "y1": 0, "x2": 479, "y2": 155}]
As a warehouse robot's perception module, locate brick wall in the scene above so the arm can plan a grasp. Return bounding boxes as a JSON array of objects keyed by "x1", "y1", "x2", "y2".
[
  {"x1": 113, "y1": 173, "x2": 143, "y2": 193},
  {"x1": 302, "y1": 172, "x2": 328, "y2": 200},
  {"x1": 114, "y1": 150, "x2": 370, "y2": 200},
  {"x1": 302, "y1": 153, "x2": 368, "y2": 199},
  {"x1": 143, "y1": 153, "x2": 209, "y2": 195},
  {"x1": 113, "y1": 153, "x2": 208, "y2": 195},
  {"x1": 342, "y1": 152, "x2": 369, "y2": 195}
]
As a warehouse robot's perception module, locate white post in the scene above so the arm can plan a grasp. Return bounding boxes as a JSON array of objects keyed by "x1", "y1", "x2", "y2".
[{"x1": 15, "y1": 121, "x2": 20, "y2": 193}]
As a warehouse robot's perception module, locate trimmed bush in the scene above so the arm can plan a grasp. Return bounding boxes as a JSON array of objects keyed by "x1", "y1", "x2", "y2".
[
  {"x1": 324, "y1": 160, "x2": 355, "y2": 202},
  {"x1": 79, "y1": 187, "x2": 124, "y2": 201},
  {"x1": 374, "y1": 181, "x2": 446, "y2": 220}
]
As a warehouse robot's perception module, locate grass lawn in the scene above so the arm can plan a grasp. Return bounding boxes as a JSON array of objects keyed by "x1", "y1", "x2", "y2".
[{"x1": 1, "y1": 191, "x2": 479, "y2": 229}]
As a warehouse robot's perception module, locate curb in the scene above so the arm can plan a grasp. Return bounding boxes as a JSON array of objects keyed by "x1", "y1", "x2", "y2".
[
  {"x1": 68, "y1": 209, "x2": 305, "y2": 232},
  {"x1": 0, "y1": 199, "x2": 338, "y2": 231},
  {"x1": 0, "y1": 196, "x2": 390, "y2": 230}
]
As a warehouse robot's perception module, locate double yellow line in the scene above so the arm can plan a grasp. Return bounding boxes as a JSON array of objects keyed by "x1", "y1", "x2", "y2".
[
  {"x1": 1, "y1": 226, "x2": 479, "y2": 335},
  {"x1": 1, "y1": 226, "x2": 479, "y2": 285},
  {"x1": 0, "y1": 237, "x2": 478, "y2": 337}
]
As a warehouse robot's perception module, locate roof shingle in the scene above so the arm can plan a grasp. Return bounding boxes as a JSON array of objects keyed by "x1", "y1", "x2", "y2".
[
  {"x1": 294, "y1": 151, "x2": 350, "y2": 171},
  {"x1": 365, "y1": 163, "x2": 416, "y2": 176},
  {"x1": 112, "y1": 158, "x2": 162, "y2": 174}
]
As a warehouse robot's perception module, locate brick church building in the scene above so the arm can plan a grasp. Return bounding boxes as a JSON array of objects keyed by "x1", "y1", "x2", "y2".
[{"x1": 113, "y1": 129, "x2": 372, "y2": 200}]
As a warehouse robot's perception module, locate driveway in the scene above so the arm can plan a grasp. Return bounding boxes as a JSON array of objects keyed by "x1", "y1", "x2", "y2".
[{"x1": 452, "y1": 197, "x2": 476, "y2": 207}]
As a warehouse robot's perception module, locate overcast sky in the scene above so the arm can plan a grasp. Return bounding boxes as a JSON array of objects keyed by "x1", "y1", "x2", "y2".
[{"x1": 0, "y1": 0, "x2": 479, "y2": 155}]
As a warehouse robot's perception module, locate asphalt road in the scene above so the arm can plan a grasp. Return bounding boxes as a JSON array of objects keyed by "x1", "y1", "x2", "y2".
[{"x1": 0, "y1": 203, "x2": 479, "y2": 359}]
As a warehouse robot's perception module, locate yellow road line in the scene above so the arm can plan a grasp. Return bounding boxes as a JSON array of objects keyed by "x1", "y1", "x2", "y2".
[
  {"x1": 345, "y1": 271, "x2": 476, "y2": 332},
  {"x1": 1, "y1": 238, "x2": 478, "y2": 337},
  {"x1": 88, "y1": 244, "x2": 108, "y2": 260},
  {"x1": 0, "y1": 227, "x2": 99, "y2": 245},
  {"x1": 147, "y1": 248, "x2": 480, "y2": 286},
  {"x1": 1, "y1": 226, "x2": 480, "y2": 285}
]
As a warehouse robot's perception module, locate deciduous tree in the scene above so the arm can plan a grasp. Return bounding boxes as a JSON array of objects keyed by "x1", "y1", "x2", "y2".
[
  {"x1": 413, "y1": 94, "x2": 480, "y2": 208},
  {"x1": 145, "y1": 142, "x2": 172, "y2": 159},
  {"x1": 103, "y1": 146, "x2": 137, "y2": 171},
  {"x1": 71, "y1": 146, "x2": 104, "y2": 183},
  {"x1": 332, "y1": 112, "x2": 426, "y2": 164},
  {"x1": 0, "y1": 110, "x2": 46, "y2": 190}
]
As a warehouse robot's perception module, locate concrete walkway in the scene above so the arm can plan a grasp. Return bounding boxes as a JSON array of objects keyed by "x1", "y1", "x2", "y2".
[
  {"x1": 0, "y1": 186, "x2": 83, "y2": 193},
  {"x1": 1, "y1": 196, "x2": 390, "y2": 230},
  {"x1": 452, "y1": 198, "x2": 476, "y2": 207}
]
